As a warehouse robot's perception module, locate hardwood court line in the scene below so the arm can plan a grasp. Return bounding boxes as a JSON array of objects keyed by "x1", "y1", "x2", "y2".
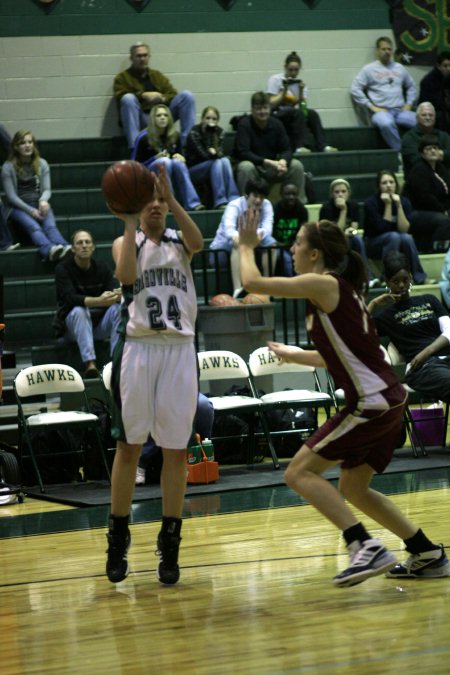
[
  {"x1": 0, "y1": 551, "x2": 347, "y2": 590},
  {"x1": 1, "y1": 488, "x2": 449, "y2": 588},
  {"x1": 1, "y1": 493, "x2": 449, "y2": 675}
]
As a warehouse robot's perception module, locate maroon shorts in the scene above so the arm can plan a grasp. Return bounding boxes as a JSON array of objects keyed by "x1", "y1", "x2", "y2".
[{"x1": 305, "y1": 383, "x2": 407, "y2": 473}]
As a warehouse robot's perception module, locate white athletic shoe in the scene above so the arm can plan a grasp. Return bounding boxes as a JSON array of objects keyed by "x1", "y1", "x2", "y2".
[
  {"x1": 385, "y1": 545, "x2": 450, "y2": 579},
  {"x1": 333, "y1": 539, "x2": 397, "y2": 587},
  {"x1": 48, "y1": 244, "x2": 64, "y2": 261},
  {"x1": 135, "y1": 466, "x2": 146, "y2": 486}
]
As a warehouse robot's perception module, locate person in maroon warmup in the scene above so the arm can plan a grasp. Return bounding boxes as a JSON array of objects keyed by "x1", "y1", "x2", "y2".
[{"x1": 239, "y1": 216, "x2": 449, "y2": 587}]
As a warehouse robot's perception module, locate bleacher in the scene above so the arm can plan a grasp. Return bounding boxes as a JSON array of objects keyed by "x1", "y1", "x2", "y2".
[{"x1": 0, "y1": 126, "x2": 445, "y2": 369}]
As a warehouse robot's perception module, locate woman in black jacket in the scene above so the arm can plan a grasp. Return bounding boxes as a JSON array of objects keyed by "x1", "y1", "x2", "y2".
[
  {"x1": 404, "y1": 135, "x2": 450, "y2": 252},
  {"x1": 185, "y1": 106, "x2": 239, "y2": 208}
]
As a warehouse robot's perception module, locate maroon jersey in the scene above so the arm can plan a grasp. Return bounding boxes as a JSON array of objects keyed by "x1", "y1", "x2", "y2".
[{"x1": 307, "y1": 273, "x2": 399, "y2": 407}]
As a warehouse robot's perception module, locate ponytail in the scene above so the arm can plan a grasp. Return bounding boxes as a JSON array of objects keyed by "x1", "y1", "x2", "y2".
[
  {"x1": 303, "y1": 220, "x2": 368, "y2": 296},
  {"x1": 342, "y1": 250, "x2": 368, "y2": 296}
]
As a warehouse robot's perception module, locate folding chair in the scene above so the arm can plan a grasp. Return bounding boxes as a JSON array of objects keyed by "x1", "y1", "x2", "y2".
[
  {"x1": 248, "y1": 346, "x2": 333, "y2": 450},
  {"x1": 387, "y1": 343, "x2": 449, "y2": 456},
  {"x1": 198, "y1": 350, "x2": 280, "y2": 468},
  {"x1": 14, "y1": 363, "x2": 111, "y2": 492}
]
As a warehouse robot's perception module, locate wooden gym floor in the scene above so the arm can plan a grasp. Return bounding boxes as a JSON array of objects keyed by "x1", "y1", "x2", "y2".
[{"x1": 1, "y1": 467, "x2": 449, "y2": 674}]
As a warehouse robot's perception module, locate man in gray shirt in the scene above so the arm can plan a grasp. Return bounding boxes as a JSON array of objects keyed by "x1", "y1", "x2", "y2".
[{"x1": 351, "y1": 36, "x2": 416, "y2": 151}]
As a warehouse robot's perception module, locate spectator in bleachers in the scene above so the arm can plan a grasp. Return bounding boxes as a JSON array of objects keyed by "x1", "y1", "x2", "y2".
[
  {"x1": 234, "y1": 91, "x2": 306, "y2": 201},
  {"x1": 209, "y1": 176, "x2": 276, "y2": 296},
  {"x1": 418, "y1": 52, "x2": 450, "y2": 134},
  {"x1": 403, "y1": 135, "x2": 450, "y2": 253},
  {"x1": 0, "y1": 124, "x2": 11, "y2": 157},
  {"x1": 319, "y1": 178, "x2": 377, "y2": 286},
  {"x1": 368, "y1": 250, "x2": 450, "y2": 404},
  {"x1": 0, "y1": 124, "x2": 16, "y2": 251},
  {"x1": 185, "y1": 105, "x2": 239, "y2": 208},
  {"x1": 113, "y1": 42, "x2": 195, "y2": 150},
  {"x1": 132, "y1": 104, "x2": 204, "y2": 211},
  {"x1": 363, "y1": 169, "x2": 427, "y2": 284},
  {"x1": 351, "y1": 36, "x2": 416, "y2": 151},
  {"x1": 401, "y1": 102, "x2": 450, "y2": 176},
  {"x1": 53, "y1": 229, "x2": 121, "y2": 379},
  {"x1": 0, "y1": 199, "x2": 20, "y2": 252},
  {"x1": 1, "y1": 130, "x2": 71, "y2": 262},
  {"x1": 267, "y1": 51, "x2": 337, "y2": 153},
  {"x1": 272, "y1": 182, "x2": 308, "y2": 275}
]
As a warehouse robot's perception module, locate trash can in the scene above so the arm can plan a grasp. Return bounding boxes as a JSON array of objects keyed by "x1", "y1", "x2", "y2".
[{"x1": 198, "y1": 303, "x2": 275, "y2": 393}]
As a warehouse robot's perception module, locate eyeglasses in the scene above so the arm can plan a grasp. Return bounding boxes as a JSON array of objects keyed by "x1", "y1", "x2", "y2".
[{"x1": 204, "y1": 115, "x2": 218, "y2": 120}]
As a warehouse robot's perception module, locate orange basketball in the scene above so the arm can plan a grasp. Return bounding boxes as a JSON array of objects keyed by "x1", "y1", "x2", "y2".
[
  {"x1": 208, "y1": 294, "x2": 241, "y2": 307},
  {"x1": 241, "y1": 293, "x2": 271, "y2": 305},
  {"x1": 101, "y1": 160, "x2": 155, "y2": 213}
]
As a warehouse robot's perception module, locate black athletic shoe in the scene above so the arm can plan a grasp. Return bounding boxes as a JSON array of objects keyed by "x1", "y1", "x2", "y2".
[
  {"x1": 106, "y1": 531, "x2": 131, "y2": 583},
  {"x1": 156, "y1": 531, "x2": 181, "y2": 585}
]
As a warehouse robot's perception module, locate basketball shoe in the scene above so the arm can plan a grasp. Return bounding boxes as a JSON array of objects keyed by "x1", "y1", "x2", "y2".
[
  {"x1": 156, "y1": 531, "x2": 181, "y2": 585},
  {"x1": 333, "y1": 538, "x2": 397, "y2": 587},
  {"x1": 106, "y1": 530, "x2": 131, "y2": 583},
  {"x1": 135, "y1": 466, "x2": 146, "y2": 485},
  {"x1": 385, "y1": 545, "x2": 450, "y2": 579}
]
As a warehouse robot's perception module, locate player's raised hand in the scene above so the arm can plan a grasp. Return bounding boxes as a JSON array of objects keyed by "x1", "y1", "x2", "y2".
[
  {"x1": 152, "y1": 163, "x2": 172, "y2": 202},
  {"x1": 107, "y1": 206, "x2": 140, "y2": 230},
  {"x1": 238, "y1": 208, "x2": 260, "y2": 249}
]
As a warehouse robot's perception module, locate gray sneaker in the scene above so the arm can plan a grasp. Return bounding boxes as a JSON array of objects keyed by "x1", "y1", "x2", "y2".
[
  {"x1": 385, "y1": 545, "x2": 450, "y2": 579},
  {"x1": 48, "y1": 244, "x2": 64, "y2": 261},
  {"x1": 333, "y1": 539, "x2": 397, "y2": 587},
  {"x1": 135, "y1": 466, "x2": 146, "y2": 486}
]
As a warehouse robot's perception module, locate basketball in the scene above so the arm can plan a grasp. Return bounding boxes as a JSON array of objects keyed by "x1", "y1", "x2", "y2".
[
  {"x1": 208, "y1": 294, "x2": 241, "y2": 307},
  {"x1": 242, "y1": 293, "x2": 271, "y2": 305},
  {"x1": 101, "y1": 160, "x2": 155, "y2": 213}
]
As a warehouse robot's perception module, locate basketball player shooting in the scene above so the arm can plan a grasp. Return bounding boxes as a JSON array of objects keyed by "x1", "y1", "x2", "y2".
[{"x1": 105, "y1": 163, "x2": 204, "y2": 586}]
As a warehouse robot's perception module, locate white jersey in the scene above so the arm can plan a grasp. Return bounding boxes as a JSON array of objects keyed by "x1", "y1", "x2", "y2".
[{"x1": 124, "y1": 228, "x2": 197, "y2": 342}]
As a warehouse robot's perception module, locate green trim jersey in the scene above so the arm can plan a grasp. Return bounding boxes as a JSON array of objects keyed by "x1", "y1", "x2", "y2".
[{"x1": 122, "y1": 228, "x2": 197, "y2": 343}]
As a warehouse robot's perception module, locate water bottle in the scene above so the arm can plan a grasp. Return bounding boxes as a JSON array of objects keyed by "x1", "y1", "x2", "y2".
[
  {"x1": 187, "y1": 444, "x2": 202, "y2": 464},
  {"x1": 202, "y1": 438, "x2": 215, "y2": 461}
]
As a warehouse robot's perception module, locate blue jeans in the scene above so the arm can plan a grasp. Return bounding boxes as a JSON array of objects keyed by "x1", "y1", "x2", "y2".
[
  {"x1": 11, "y1": 207, "x2": 67, "y2": 259},
  {"x1": 145, "y1": 157, "x2": 201, "y2": 209},
  {"x1": 366, "y1": 231, "x2": 426, "y2": 283},
  {"x1": 371, "y1": 109, "x2": 416, "y2": 151},
  {"x1": 189, "y1": 158, "x2": 239, "y2": 207},
  {"x1": 62, "y1": 304, "x2": 121, "y2": 363},
  {"x1": 349, "y1": 233, "x2": 373, "y2": 280},
  {"x1": 276, "y1": 248, "x2": 294, "y2": 276},
  {"x1": 236, "y1": 159, "x2": 306, "y2": 203},
  {"x1": 120, "y1": 91, "x2": 196, "y2": 149},
  {"x1": 139, "y1": 392, "x2": 214, "y2": 466}
]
